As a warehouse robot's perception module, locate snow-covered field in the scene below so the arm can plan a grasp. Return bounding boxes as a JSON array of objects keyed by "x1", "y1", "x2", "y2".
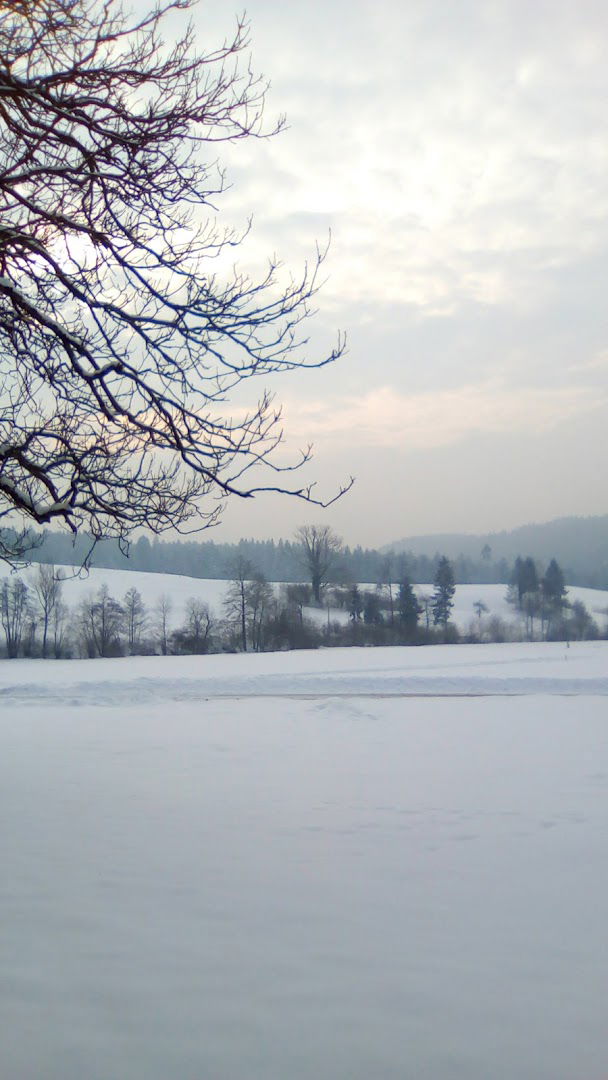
[
  {"x1": 2, "y1": 639, "x2": 608, "y2": 701},
  {"x1": 31, "y1": 563, "x2": 608, "y2": 634},
  {"x1": 2, "y1": 644, "x2": 608, "y2": 1080}
]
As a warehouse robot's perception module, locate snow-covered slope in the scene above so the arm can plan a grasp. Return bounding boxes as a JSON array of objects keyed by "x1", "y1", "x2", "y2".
[
  {"x1": 38, "y1": 564, "x2": 608, "y2": 633},
  {"x1": 444, "y1": 581, "x2": 607, "y2": 628},
  {"x1": 49, "y1": 565, "x2": 229, "y2": 620}
]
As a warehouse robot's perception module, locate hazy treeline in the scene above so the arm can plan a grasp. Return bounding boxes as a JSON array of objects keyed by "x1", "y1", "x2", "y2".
[
  {"x1": 16, "y1": 528, "x2": 515, "y2": 586},
  {"x1": 390, "y1": 515, "x2": 608, "y2": 589},
  {"x1": 21, "y1": 520, "x2": 608, "y2": 588}
]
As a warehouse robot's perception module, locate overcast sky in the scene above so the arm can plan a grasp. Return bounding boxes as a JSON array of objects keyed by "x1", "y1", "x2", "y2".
[{"x1": 184, "y1": 0, "x2": 608, "y2": 548}]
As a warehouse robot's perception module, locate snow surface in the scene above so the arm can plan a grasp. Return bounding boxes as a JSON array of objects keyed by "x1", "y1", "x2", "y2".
[
  {"x1": 2, "y1": 640, "x2": 608, "y2": 703},
  {"x1": 2, "y1": 643, "x2": 608, "y2": 1079}
]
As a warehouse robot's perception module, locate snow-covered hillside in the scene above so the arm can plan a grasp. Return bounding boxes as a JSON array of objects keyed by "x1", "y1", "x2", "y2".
[{"x1": 40, "y1": 564, "x2": 608, "y2": 635}]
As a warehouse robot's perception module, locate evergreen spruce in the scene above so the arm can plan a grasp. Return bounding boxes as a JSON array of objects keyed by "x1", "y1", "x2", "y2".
[
  {"x1": 432, "y1": 557, "x2": 456, "y2": 630},
  {"x1": 398, "y1": 579, "x2": 421, "y2": 636}
]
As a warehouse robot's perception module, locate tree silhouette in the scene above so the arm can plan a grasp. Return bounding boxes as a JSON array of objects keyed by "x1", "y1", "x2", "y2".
[
  {"x1": 296, "y1": 524, "x2": 342, "y2": 603},
  {"x1": 432, "y1": 556, "x2": 455, "y2": 630},
  {"x1": 0, "y1": 0, "x2": 349, "y2": 564}
]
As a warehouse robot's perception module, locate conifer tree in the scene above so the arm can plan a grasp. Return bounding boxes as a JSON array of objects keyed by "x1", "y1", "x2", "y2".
[
  {"x1": 432, "y1": 557, "x2": 456, "y2": 630},
  {"x1": 542, "y1": 558, "x2": 567, "y2": 610},
  {"x1": 398, "y1": 579, "x2": 421, "y2": 636}
]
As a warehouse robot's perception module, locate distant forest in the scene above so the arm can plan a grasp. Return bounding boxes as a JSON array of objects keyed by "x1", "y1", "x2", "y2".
[
  {"x1": 11, "y1": 514, "x2": 607, "y2": 589},
  {"x1": 388, "y1": 515, "x2": 608, "y2": 588},
  {"x1": 19, "y1": 529, "x2": 465, "y2": 585}
]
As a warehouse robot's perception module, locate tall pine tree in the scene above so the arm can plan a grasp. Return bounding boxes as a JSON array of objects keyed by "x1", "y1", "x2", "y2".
[
  {"x1": 398, "y1": 579, "x2": 422, "y2": 637},
  {"x1": 432, "y1": 557, "x2": 456, "y2": 630}
]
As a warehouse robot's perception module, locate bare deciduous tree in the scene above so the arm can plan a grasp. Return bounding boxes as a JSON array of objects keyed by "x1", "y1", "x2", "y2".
[
  {"x1": 77, "y1": 583, "x2": 123, "y2": 656},
  {"x1": 246, "y1": 574, "x2": 274, "y2": 652},
  {"x1": 224, "y1": 554, "x2": 255, "y2": 652},
  {"x1": 123, "y1": 586, "x2": 147, "y2": 653},
  {"x1": 174, "y1": 597, "x2": 213, "y2": 654},
  {"x1": 31, "y1": 562, "x2": 63, "y2": 657},
  {"x1": 0, "y1": 0, "x2": 349, "y2": 565},
  {"x1": 295, "y1": 524, "x2": 342, "y2": 604},
  {"x1": 51, "y1": 598, "x2": 69, "y2": 658},
  {"x1": 1, "y1": 576, "x2": 30, "y2": 656},
  {"x1": 154, "y1": 593, "x2": 172, "y2": 656}
]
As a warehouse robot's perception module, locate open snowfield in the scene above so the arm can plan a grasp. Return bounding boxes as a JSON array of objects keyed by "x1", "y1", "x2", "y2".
[{"x1": 2, "y1": 642, "x2": 608, "y2": 1079}]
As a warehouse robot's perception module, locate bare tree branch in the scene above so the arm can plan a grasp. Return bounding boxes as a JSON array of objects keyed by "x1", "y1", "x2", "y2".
[{"x1": 0, "y1": 0, "x2": 351, "y2": 564}]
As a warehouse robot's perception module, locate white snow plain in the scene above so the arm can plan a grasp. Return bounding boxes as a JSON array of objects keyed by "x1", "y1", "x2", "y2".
[{"x1": 2, "y1": 642, "x2": 608, "y2": 1080}]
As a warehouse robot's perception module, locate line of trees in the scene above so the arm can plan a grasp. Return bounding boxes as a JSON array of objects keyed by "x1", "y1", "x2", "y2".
[
  {"x1": 14, "y1": 520, "x2": 608, "y2": 600},
  {"x1": 0, "y1": 554, "x2": 461, "y2": 658},
  {"x1": 0, "y1": 563, "x2": 320, "y2": 659},
  {"x1": 504, "y1": 555, "x2": 599, "y2": 641},
  {"x1": 14, "y1": 526, "x2": 528, "y2": 589},
  {"x1": 2, "y1": 550, "x2": 604, "y2": 660}
]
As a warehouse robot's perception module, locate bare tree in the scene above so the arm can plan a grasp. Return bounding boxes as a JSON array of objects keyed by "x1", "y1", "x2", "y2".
[
  {"x1": 0, "y1": 0, "x2": 350, "y2": 565},
  {"x1": 77, "y1": 583, "x2": 123, "y2": 657},
  {"x1": 123, "y1": 586, "x2": 147, "y2": 653},
  {"x1": 77, "y1": 593, "x2": 97, "y2": 658},
  {"x1": 378, "y1": 553, "x2": 396, "y2": 626},
  {"x1": 1, "y1": 576, "x2": 30, "y2": 657},
  {"x1": 172, "y1": 597, "x2": 213, "y2": 654},
  {"x1": 31, "y1": 563, "x2": 63, "y2": 657},
  {"x1": 51, "y1": 599, "x2": 69, "y2": 658},
  {"x1": 247, "y1": 574, "x2": 274, "y2": 652},
  {"x1": 295, "y1": 525, "x2": 342, "y2": 604},
  {"x1": 224, "y1": 555, "x2": 256, "y2": 652},
  {"x1": 22, "y1": 599, "x2": 38, "y2": 656},
  {"x1": 154, "y1": 593, "x2": 172, "y2": 656},
  {"x1": 284, "y1": 583, "x2": 310, "y2": 624}
]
